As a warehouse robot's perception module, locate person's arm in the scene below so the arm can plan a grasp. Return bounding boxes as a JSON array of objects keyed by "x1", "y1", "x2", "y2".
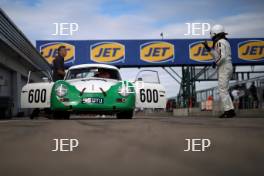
[
  {"x1": 210, "y1": 40, "x2": 229, "y2": 66},
  {"x1": 57, "y1": 57, "x2": 65, "y2": 77},
  {"x1": 202, "y1": 40, "x2": 216, "y2": 68},
  {"x1": 53, "y1": 57, "x2": 65, "y2": 77},
  {"x1": 57, "y1": 69, "x2": 65, "y2": 76}
]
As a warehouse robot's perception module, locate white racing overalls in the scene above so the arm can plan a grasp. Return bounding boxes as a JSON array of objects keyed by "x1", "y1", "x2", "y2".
[{"x1": 210, "y1": 39, "x2": 234, "y2": 111}]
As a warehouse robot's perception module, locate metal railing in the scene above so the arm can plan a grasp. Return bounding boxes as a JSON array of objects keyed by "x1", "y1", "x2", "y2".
[{"x1": 196, "y1": 76, "x2": 264, "y2": 109}]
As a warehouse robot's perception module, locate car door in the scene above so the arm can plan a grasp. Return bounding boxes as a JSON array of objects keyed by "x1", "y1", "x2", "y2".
[
  {"x1": 21, "y1": 70, "x2": 54, "y2": 109},
  {"x1": 21, "y1": 82, "x2": 54, "y2": 109},
  {"x1": 134, "y1": 70, "x2": 166, "y2": 109}
]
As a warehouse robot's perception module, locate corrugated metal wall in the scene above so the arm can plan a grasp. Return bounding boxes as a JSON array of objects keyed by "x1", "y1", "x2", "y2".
[{"x1": 0, "y1": 8, "x2": 51, "y2": 118}]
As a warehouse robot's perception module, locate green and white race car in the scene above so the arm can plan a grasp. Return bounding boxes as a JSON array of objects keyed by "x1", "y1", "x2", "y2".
[{"x1": 21, "y1": 64, "x2": 166, "y2": 119}]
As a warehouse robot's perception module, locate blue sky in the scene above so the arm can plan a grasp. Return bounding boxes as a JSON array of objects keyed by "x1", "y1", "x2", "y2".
[
  {"x1": 1, "y1": 0, "x2": 264, "y2": 40},
  {"x1": 1, "y1": 0, "x2": 264, "y2": 97}
]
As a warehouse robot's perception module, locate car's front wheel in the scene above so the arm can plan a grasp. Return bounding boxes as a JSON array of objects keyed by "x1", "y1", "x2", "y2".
[
  {"x1": 52, "y1": 111, "x2": 70, "y2": 120},
  {"x1": 116, "y1": 110, "x2": 134, "y2": 119}
]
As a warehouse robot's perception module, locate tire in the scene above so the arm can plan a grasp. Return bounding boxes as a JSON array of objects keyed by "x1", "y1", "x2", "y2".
[
  {"x1": 52, "y1": 111, "x2": 70, "y2": 120},
  {"x1": 63, "y1": 112, "x2": 70, "y2": 120},
  {"x1": 116, "y1": 110, "x2": 134, "y2": 119}
]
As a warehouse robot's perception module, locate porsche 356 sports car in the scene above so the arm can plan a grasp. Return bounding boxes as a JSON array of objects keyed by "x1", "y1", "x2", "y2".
[{"x1": 21, "y1": 64, "x2": 166, "y2": 119}]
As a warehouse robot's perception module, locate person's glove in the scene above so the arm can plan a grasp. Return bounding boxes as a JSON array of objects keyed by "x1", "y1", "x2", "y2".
[
  {"x1": 202, "y1": 40, "x2": 211, "y2": 52},
  {"x1": 212, "y1": 62, "x2": 216, "y2": 69}
]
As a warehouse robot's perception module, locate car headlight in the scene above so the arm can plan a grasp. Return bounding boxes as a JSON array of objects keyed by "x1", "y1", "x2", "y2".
[
  {"x1": 118, "y1": 85, "x2": 133, "y2": 97},
  {"x1": 55, "y1": 84, "x2": 68, "y2": 97}
]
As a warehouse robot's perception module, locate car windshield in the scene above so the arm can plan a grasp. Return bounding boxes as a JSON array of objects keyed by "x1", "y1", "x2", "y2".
[{"x1": 66, "y1": 67, "x2": 121, "y2": 80}]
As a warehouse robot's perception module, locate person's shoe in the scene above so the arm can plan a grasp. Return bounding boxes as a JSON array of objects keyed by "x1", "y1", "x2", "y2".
[
  {"x1": 227, "y1": 109, "x2": 236, "y2": 118},
  {"x1": 219, "y1": 110, "x2": 236, "y2": 118},
  {"x1": 219, "y1": 112, "x2": 228, "y2": 118},
  {"x1": 219, "y1": 109, "x2": 236, "y2": 118}
]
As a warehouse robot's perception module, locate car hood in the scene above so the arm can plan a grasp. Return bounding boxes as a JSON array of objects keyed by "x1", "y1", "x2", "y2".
[{"x1": 66, "y1": 78, "x2": 119, "y2": 93}]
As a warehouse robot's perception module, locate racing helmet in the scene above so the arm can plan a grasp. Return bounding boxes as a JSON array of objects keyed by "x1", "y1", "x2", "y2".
[{"x1": 210, "y1": 24, "x2": 226, "y2": 38}]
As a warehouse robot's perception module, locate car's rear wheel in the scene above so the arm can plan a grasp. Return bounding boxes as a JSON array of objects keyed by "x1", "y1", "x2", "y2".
[{"x1": 116, "y1": 110, "x2": 134, "y2": 119}]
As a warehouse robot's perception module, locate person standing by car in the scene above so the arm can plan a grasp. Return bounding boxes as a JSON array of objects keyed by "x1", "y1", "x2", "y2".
[
  {"x1": 52, "y1": 46, "x2": 67, "y2": 81},
  {"x1": 231, "y1": 85, "x2": 240, "y2": 109},
  {"x1": 249, "y1": 82, "x2": 258, "y2": 108},
  {"x1": 203, "y1": 24, "x2": 236, "y2": 118}
]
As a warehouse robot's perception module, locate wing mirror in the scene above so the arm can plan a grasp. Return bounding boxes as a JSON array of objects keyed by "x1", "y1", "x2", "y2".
[
  {"x1": 42, "y1": 77, "x2": 49, "y2": 82},
  {"x1": 137, "y1": 77, "x2": 143, "y2": 81}
]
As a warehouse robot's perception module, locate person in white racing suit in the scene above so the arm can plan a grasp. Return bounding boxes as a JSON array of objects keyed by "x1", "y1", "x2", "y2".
[{"x1": 203, "y1": 24, "x2": 236, "y2": 118}]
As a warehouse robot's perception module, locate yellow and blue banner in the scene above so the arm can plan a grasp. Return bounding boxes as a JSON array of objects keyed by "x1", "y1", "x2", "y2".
[{"x1": 36, "y1": 38, "x2": 264, "y2": 68}]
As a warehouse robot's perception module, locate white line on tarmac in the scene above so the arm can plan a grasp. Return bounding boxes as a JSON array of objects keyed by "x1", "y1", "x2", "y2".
[
  {"x1": 0, "y1": 119, "x2": 50, "y2": 123},
  {"x1": 0, "y1": 120, "x2": 28, "y2": 123}
]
